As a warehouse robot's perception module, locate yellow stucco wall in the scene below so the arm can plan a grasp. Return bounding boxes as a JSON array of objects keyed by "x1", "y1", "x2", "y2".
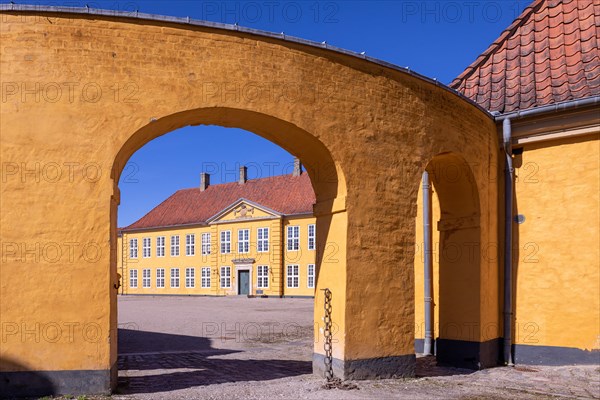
[
  {"x1": 413, "y1": 179, "x2": 440, "y2": 342},
  {"x1": 0, "y1": 9, "x2": 497, "y2": 383},
  {"x1": 413, "y1": 132, "x2": 600, "y2": 354},
  {"x1": 410, "y1": 154, "x2": 500, "y2": 346},
  {"x1": 513, "y1": 133, "x2": 600, "y2": 351},
  {"x1": 117, "y1": 211, "x2": 317, "y2": 297}
]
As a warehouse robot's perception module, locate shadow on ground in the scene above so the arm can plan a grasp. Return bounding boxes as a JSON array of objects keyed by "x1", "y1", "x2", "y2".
[
  {"x1": 117, "y1": 329, "x2": 311, "y2": 394},
  {"x1": 118, "y1": 328, "x2": 232, "y2": 354},
  {"x1": 415, "y1": 355, "x2": 476, "y2": 378}
]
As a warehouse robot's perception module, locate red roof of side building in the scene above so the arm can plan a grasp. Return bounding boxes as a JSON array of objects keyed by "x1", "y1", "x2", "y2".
[
  {"x1": 450, "y1": 0, "x2": 600, "y2": 113},
  {"x1": 122, "y1": 173, "x2": 315, "y2": 231}
]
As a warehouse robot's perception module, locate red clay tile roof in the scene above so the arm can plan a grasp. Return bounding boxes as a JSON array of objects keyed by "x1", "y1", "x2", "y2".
[
  {"x1": 122, "y1": 173, "x2": 315, "y2": 231},
  {"x1": 450, "y1": 0, "x2": 600, "y2": 113}
]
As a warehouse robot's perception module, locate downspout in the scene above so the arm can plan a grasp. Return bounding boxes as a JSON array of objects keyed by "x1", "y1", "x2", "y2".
[
  {"x1": 493, "y1": 95, "x2": 600, "y2": 365},
  {"x1": 502, "y1": 118, "x2": 514, "y2": 366},
  {"x1": 422, "y1": 171, "x2": 434, "y2": 356}
]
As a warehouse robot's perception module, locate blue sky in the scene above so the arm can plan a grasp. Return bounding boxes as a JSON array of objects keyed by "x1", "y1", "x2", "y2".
[{"x1": 4, "y1": 0, "x2": 530, "y2": 226}]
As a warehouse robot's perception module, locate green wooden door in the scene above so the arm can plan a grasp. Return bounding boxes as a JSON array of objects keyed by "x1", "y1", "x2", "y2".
[{"x1": 238, "y1": 270, "x2": 250, "y2": 295}]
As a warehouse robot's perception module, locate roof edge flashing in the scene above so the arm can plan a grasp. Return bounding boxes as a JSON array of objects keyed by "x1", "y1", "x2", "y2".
[{"x1": 494, "y1": 96, "x2": 600, "y2": 122}]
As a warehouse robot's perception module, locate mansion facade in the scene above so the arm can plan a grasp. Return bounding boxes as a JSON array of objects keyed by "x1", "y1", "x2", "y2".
[{"x1": 117, "y1": 161, "x2": 317, "y2": 297}]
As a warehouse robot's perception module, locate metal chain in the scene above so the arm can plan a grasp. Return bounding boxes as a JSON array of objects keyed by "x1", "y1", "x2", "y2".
[
  {"x1": 321, "y1": 288, "x2": 358, "y2": 391},
  {"x1": 322, "y1": 288, "x2": 334, "y2": 382}
]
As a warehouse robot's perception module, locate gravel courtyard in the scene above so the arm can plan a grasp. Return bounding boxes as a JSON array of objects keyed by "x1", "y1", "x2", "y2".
[{"x1": 115, "y1": 296, "x2": 600, "y2": 399}]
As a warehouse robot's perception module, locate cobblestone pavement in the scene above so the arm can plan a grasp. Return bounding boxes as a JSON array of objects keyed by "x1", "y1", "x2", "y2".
[
  {"x1": 117, "y1": 351, "x2": 311, "y2": 394},
  {"x1": 113, "y1": 296, "x2": 600, "y2": 399}
]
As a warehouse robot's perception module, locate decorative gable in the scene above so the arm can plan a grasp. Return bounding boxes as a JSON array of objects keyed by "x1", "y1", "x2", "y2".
[{"x1": 206, "y1": 198, "x2": 282, "y2": 224}]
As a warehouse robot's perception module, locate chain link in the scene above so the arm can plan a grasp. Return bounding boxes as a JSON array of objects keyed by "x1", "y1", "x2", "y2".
[
  {"x1": 322, "y1": 288, "x2": 334, "y2": 382},
  {"x1": 321, "y1": 288, "x2": 358, "y2": 391}
]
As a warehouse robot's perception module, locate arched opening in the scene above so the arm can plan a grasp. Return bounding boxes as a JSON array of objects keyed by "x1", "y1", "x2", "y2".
[
  {"x1": 0, "y1": 9, "x2": 502, "y2": 395},
  {"x1": 109, "y1": 107, "x2": 347, "y2": 391},
  {"x1": 414, "y1": 153, "x2": 486, "y2": 373},
  {"x1": 112, "y1": 107, "x2": 346, "y2": 200}
]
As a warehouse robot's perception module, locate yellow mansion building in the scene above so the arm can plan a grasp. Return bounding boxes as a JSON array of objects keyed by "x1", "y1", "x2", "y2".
[{"x1": 117, "y1": 160, "x2": 317, "y2": 297}]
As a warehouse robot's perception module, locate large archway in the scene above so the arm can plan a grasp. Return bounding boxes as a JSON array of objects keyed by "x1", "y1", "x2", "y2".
[
  {"x1": 110, "y1": 107, "x2": 347, "y2": 387},
  {"x1": 0, "y1": 6, "x2": 499, "y2": 395},
  {"x1": 114, "y1": 122, "x2": 320, "y2": 393},
  {"x1": 414, "y1": 153, "x2": 500, "y2": 371}
]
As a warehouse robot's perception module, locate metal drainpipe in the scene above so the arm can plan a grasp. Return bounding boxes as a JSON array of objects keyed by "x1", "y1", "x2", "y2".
[
  {"x1": 422, "y1": 171, "x2": 434, "y2": 356},
  {"x1": 503, "y1": 118, "x2": 515, "y2": 366},
  {"x1": 493, "y1": 95, "x2": 600, "y2": 366}
]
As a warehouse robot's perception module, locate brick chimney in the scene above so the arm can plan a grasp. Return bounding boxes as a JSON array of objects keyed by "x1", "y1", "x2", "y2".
[
  {"x1": 200, "y1": 173, "x2": 210, "y2": 191},
  {"x1": 293, "y1": 157, "x2": 302, "y2": 177},
  {"x1": 239, "y1": 165, "x2": 248, "y2": 184}
]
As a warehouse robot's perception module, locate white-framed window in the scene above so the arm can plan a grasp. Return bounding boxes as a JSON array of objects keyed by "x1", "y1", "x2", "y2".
[
  {"x1": 307, "y1": 264, "x2": 315, "y2": 288},
  {"x1": 257, "y1": 265, "x2": 269, "y2": 288},
  {"x1": 170, "y1": 268, "x2": 180, "y2": 288},
  {"x1": 186, "y1": 234, "x2": 195, "y2": 256},
  {"x1": 238, "y1": 229, "x2": 249, "y2": 254},
  {"x1": 308, "y1": 224, "x2": 316, "y2": 251},
  {"x1": 143, "y1": 237, "x2": 151, "y2": 258},
  {"x1": 142, "y1": 268, "x2": 151, "y2": 288},
  {"x1": 156, "y1": 268, "x2": 165, "y2": 288},
  {"x1": 286, "y1": 265, "x2": 299, "y2": 288},
  {"x1": 129, "y1": 238, "x2": 138, "y2": 258},
  {"x1": 201, "y1": 233, "x2": 211, "y2": 255},
  {"x1": 257, "y1": 227, "x2": 269, "y2": 252},
  {"x1": 287, "y1": 226, "x2": 300, "y2": 251},
  {"x1": 171, "y1": 235, "x2": 180, "y2": 257},
  {"x1": 185, "y1": 267, "x2": 195, "y2": 288},
  {"x1": 156, "y1": 236, "x2": 165, "y2": 257},
  {"x1": 201, "y1": 267, "x2": 211, "y2": 288},
  {"x1": 220, "y1": 266, "x2": 231, "y2": 288},
  {"x1": 129, "y1": 269, "x2": 138, "y2": 288},
  {"x1": 220, "y1": 230, "x2": 231, "y2": 254}
]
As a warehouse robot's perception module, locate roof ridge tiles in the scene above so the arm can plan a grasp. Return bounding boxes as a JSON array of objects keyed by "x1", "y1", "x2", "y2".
[
  {"x1": 451, "y1": 0, "x2": 599, "y2": 113},
  {"x1": 450, "y1": 0, "x2": 544, "y2": 87}
]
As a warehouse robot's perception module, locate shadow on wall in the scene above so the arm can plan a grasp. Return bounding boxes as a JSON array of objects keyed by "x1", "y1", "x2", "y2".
[
  {"x1": 0, "y1": 358, "x2": 56, "y2": 398},
  {"x1": 117, "y1": 329, "x2": 312, "y2": 395}
]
